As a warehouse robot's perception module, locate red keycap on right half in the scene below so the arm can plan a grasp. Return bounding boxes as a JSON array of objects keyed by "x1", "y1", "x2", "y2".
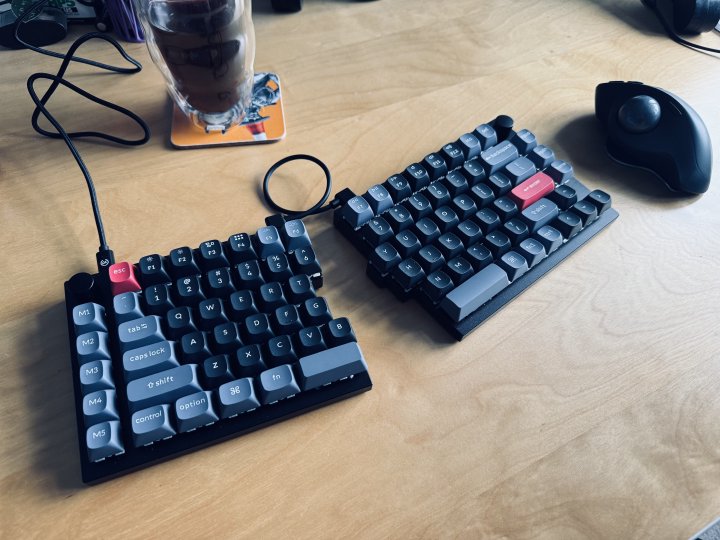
[{"x1": 509, "y1": 171, "x2": 555, "y2": 210}]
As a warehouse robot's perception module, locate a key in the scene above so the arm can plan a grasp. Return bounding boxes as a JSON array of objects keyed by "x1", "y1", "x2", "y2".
[
  {"x1": 547, "y1": 159, "x2": 574, "y2": 183},
  {"x1": 137, "y1": 254, "x2": 170, "y2": 286},
  {"x1": 383, "y1": 174, "x2": 412, "y2": 202},
  {"x1": 197, "y1": 298, "x2": 226, "y2": 330},
  {"x1": 236, "y1": 260, "x2": 265, "y2": 290},
  {"x1": 180, "y1": 331, "x2": 212, "y2": 363},
  {"x1": 131, "y1": 404, "x2": 175, "y2": 446},
  {"x1": 113, "y1": 291, "x2": 144, "y2": 324},
  {"x1": 86, "y1": 421, "x2": 124, "y2": 462},
  {"x1": 445, "y1": 256, "x2": 474, "y2": 285},
  {"x1": 461, "y1": 158, "x2": 487, "y2": 186},
  {"x1": 470, "y1": 183, "x2": 495, "y2": 208},
  {"x1": 406, "y1": 194, "x2": 433, "y2": 221},
  {"x1": 174, "y1": 275, "x2": 206, "y2": 306},
  {"x1": 585, "y1": 189, "x2": 612, "y2": 215},
  {"x1": 292, "y1": 246, "x2": 322, "y2": 276},
  {"x1": 82, "y1": 389, "x2": 119, "y2": 427},
  {"x1": 298, "y1": 342, "x2": 368, "y2": 390},
  {"x1": 391, "y1": 258, "x2": 425, "y2": 290},
  {"x1": 363, "y1": 184, "x2": 394, "y2": 215},
  {"x1": 362, "y1": 217, "x2": 394, "y2": 248},
  {"x1": 413, "y1": 217, "x2": 441, "y2": 245},
  {"x1": 440, "y1": 142, "x2": 465, "y2": 169},
  {"x1": 76, "y1": 331, "x2": 111, "y2": 364},
  {"x1": 166, "y1": 306, "x2": 196, "y2": 340},
  {"x1": 403, "y1": 163, "x2": 430, "y2": 191},
  {"x1": 554, "y1": 211, "x2": 583, "y2": 239},
  {"x1": 253, "y1": 226, "x2": 285, "y2": 259},
  {"x1": 286, "y1": 274, "x2": 316, "y2": 303},
  {"x1": 534, "y1": 225, "x2": 564, "y2": 254},
  {"x1": 472, "y1": 123, "x2": 498, "y2": 149},
  {"x1": 370, "y1": 242, "x2": 402, "y2": 273},
  {"x1": 243, "y1": 313, "x2": 274, "y2": 344},
  {"x1": 455, "y1": 219, "x2": 482, "y2": 247},
  {"x1": 274, "y1": 304, "x2": 303, "y2": 335},
  {"x1": 212, "y1": 322, "x2": 241, "y2": 353},
  {"x1": 416, "y1": 245, "x2": 445, "y2": 273},
  {"x1": 123, "y1": 341, "x2": 179, "y2": 382},
  {"x1": 571, "y1": 200, "x2": 598, "y2": 226},
  {"x1": 143, "y1": 283, "x2": 174, "y2": 316},
  {"x1": 175, "y1": 391, "x2": 218, "y2": 433},
  {"x1": 259, "y1": 364, "x2": 301, "y2": 404},
  {"x1": 443, "y1": 170, "x2": 469, "y2": 197},
  {"x1": 465, "y1": 244, "x2": 493, "y2": 270},
  {"x1": 264, "y1": 253, "x2": 293, "y2": 282},
  {"x1": 451, "y1": 194, "x2": 477, "y2": 220},
  {"x1": 504, "y1": 156, "x2": 537, "y2": 185},
  {"x1": 484, "y1": 230, "x2": 512, "y2": 257},
  {"x1": 432, "y1": 206, "x2": 459, "y2": 232},
  {"x1": 425, "y1": 182, "x2": 451, "y2": 207},
  {"x1": 509, "y1": 171, "x2": 555, "y2": 210},
  {"x1": 456, "y1": 133, "x2": 482, "y2": 160},
  {"x1": 422, "y1": 153, "x2": 448, "y2": 181},
  {"x1": 282, "y1": 219, "x2": 312, "y2": 251},
  {"x1": 509, "y1": 129, "x2": 537, "y2": 154},
  {"x1": 440, "y1": 263, "x2": 510, "y2": 321},
  {"x1": 218, "y1": 378, "x2": 260, "y2": 418},
  {"x1": 205, "y1": 267, "x2": 235, "y2": 297},
  {"x1": 548, "y1": 184, "x2": 578, "y2": 211},
  {"x1": 72, "y1": 302, "x2": 107, "y2": 334},
  {"x1": 436, "y1": 232, "x2": 464, "y2": 259},
  {"x1": 528, "y1": 144, "x2": 555, "y2": 169},
  {"x1": 79, "y1": 359, "x2": 114, "y2": 394},
  {"x1": 126, "y1": 364, "x2": 202, "y2": 413},
  {"x1": 486, "y1": 172, "x2": 513, "y2": 196},
  {"x1": 108, "y1": 261, "x2": 141, "y2": 296},
  {"x1": 492, "y1": 196, "x2": 519, "y2": 221},
  {"x1": 258, "y1": 282, "x2": 287, "y2": 311},
  {"x1": 517, "y1": 238, "x2": 547, "y2": 267},
  {"x1": 392, "y1": 229, "x2": 422, "y2": 258},
  {"x1": 296, "y1": 326, "x2": 326, "y2": 356},
  {"x1": 385, "y1": 205, "x2": 414, "y2": 232},
  {"x1": 474, "y1": 208, "x2": 501, "y2": 234},
  {"x1": 227, "y1": 289, "x2": 258, "y2": 321},
  {"x1": 322, "y1": 317, "x2": 357, "y2": 347},
  {"x1": 502, "y1": 218, "x2": 530, "y2": 245},
  {"x1": 167, "y1": 247, "x2": 200, "y2": 279}
]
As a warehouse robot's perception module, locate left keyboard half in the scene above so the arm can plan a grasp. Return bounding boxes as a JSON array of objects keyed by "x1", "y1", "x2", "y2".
[{"x1": 64, "y1": 219, "x2": 372, "y2": 484}]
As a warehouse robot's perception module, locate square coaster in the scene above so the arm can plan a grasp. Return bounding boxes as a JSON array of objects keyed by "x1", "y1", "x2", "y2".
[{"x1": 170, "y1": 72, "x2": 286, "y2": 149}]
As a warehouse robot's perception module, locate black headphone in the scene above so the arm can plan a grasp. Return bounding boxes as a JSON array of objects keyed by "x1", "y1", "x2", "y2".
[{"x1": 643, "y1": 0, "x2": 720, "y2": 53}]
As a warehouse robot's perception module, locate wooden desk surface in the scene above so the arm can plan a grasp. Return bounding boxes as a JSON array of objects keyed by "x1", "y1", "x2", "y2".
[{"x1": 1, "y1": 0, "x2": 719, "y2": 537}]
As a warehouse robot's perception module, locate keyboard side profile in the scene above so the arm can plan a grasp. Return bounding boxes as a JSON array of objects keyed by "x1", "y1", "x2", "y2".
[
  {"x1": 65, "y1": 218, "x2": 372, "y2": 484},
  {"x1": 333, "y1": 115, "x2": 619, "y2": 340}
]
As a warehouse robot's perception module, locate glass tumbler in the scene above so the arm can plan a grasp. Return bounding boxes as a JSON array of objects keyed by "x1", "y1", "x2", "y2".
[{"x1": 134, "y1": 0, "x2": 255, "y2": 132}]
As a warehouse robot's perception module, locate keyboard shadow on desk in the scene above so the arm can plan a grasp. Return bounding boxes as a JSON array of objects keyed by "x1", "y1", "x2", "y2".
[{"x1": 19, "y1": 302, "x2": 85, "y2": 493}]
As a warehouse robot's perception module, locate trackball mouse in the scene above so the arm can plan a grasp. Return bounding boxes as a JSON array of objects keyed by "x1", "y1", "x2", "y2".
[{"x1": 595, "y1": 81, "x2": 712, "y2": 195}]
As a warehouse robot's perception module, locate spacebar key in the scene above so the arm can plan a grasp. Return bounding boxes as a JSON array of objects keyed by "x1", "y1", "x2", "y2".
[
  {"x1": 440, "y1": 264, "x2": 510, "y2": 322},
  {"x1": 126, "y1": 364, "x2": 201, "y2": 413},
  {"x1": 299, "y1": 342, "x2": 369, "y2": 390}
]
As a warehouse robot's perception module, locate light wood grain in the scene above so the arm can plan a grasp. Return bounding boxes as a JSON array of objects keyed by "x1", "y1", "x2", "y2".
[{"x1": 1, "y1": 0, "x2": 719, "y2": 538}]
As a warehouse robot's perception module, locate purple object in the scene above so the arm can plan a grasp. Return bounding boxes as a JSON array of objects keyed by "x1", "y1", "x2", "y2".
[{"x1": 106, "y1": 0, "x2": 144, "y2": 42}]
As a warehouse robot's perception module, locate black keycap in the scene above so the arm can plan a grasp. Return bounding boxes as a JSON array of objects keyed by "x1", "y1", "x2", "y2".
[
  {"x1": 455, "y1": 219, "x2": 482, "y2": 247},
  {"x1": 243, "y1": 313, "x2": 274, "y2": 344},
  {"x1": 503, "y1": 218, "x2": 530, "y2": 245},
  {"x1": 205, "y1": 267, "x2": 235, "y2": 297},
  {"x1": 461, "y1": 158, "x2": 486, "y2": 186},
  {"x1": 175, "y1": 275, "x2": 205, "y2": 306},
  {"x1": 422, "y1": 153, "x2": 448, "y2": 181},
  {"x1": 504, "y1": 156, "x2": 537, "y2": 185},
  {"x1": 363, "y1": 184, "x2": 393, "y2": 215},
  {"x1": 227, "y1": 290, "x2": 258, "y2": 321},
  {"x1": 494, "y1": 114, "x2": 515, "y2": 140},
  {"x1": 498, "y1": 251, "x2": 529, "y2": 281},
  {"x1": 509, "y1": 129, "x2": 537, "y2": 154},
  {"x1": 323, "y1": 317, "x2": 357, "y2": 346},
  {"x1": 181, "y1": 331, "x2": 212, "y2": 363},
  {"x1": 414, "y1": 217, "x2": 441, "y2": 245},
  {"x1": 534, "y1": 225, "x2": 564, "y2": 254},
  {"x1": 166, "y1": 306, "x2": 196, "y2": 340},
  {"x1": 292, "y1": 246, "x2": 322, "y2": 276},
  {"x1": 264, "y1": 253, "x2": 293, "y2": 282},
  {"x1": 370, "y1": 243, "x2": 401, "y2": 273},
  {"x1": 391, "y1": 258, "x2": 425, "y2": 290},
  {"x1": 227, "y1": 233, "x2": 256, "y2": 264},
  {"x1": 138, "y1": 254, "x2": 170, "y2": 286},
  {"x1": 258, "y1": 282, "x2": 287, "y2": 311},
  {"x1": 274, "y1": 304, "x2": 303, "y2": 334},
  {"x1": 392, "y1": 229, "x2": 422, "y2": 258},
  {"x1": 362, "y1": 217, "x2": 394, "y2": 248},
  {"x1": 470, "y1": 183, "x2": 495, "y2": 208},
  {"x1": 520, "y1": 198, "x2": 560, "y2": 233},
  {"x1": 212, "y1": 321, "x2": 241, "y2": 353},
  {"x1": 237, "y1": 260, "x2": 264, "y2": 289},
  {"x1": 266, "y1": 335, "x2": 298, "y2": 367},
  {"x1": 442, "y1": 170, "x2": 469, "y2": 197},
  {"x1": 548, "y1": 184, "x2": 577, "y2": 210},
  {"x1": 486, "y1": 172, "x2": 513, "y2": 196},
  {"x1": 472, "y1": 123, "x2": 498, "y2": 149},
  {"x1": 301, "y1": 297, "x2": 333, "y2": 326},
  {"x1": 385, "y1": 205, "x2": 414, "y2": 232},
  {"x1": 440, "y1": 142, "x2": 465, "y2": 169},
  {"x1": 456, "y1": 133, "x2": 482, "y2": 160},
  {"x1": 259, "y1": 364, "x2": 300, "y2": 404},
  {"x1": 554, "y1": 211, "x2": 583, "y2": 239},
  {"x1": 286, "y1": 274, "x2": 316, "y2": 303},
  {"x1": 517, "y1": 238, "x2": 547, "y2": 267},
  {"x1": 492, "y1": 196, "x2": 519, "y2": 221},
  {"x1": 425, "y1": 182, "x2": 451, "y2": 208},
  {"x1": 281, "y1": 219, "x2": 312, "y2": 252},
  {"x1": 253, "y1": 226, "x2": 285, "y2": 259},
  {"x1": 474, "y1": 207, "x2": 501, "y2": 234},
  {"x1": 480, "y1": 140, "x2": 519, "y2": 174},
  {"x1": 403, "y1": 163, "x2": 430, "y2": 191},
  {"x1": 296, "y1": 326, "x2": 326, "y2": 356},
  {"x1": 547, "y1": 159, "x2": 574, "y2": 183},
  {"x1": 451, "y1": 194, "x2": 477, "y2": 220},
  {"x1": 197, "y1": 240, "x2": 228, "y2": 271},
  {"x1": 432, "y1": 206, "x2": 459, "y2": 232},
  {"x1": 406, "y1": 193, "x2": 433, "y2": 221},
  {"x1": 416, "y1": 245, "x2": 445, "y2": 273},
  {"x1": 202, "y1": 354, "x2": 234, "y2": 387},
  {"x1": 465, "y1": 243, "x2": 493, "y2": 270},
  {"x1": 143, "y1": 284, "x2": 174, "y2": 316},
  {"x1": 234, "y1": 344, "x2": 266, "y2": 377},
  {"x1": 528, "y1": 144, "x2": 555, "y2": 169},
  {"x1": 421, "y1": 270, "x2": 454, "y2": 302},
  {"x1": 197, "y1": 298, "x2": 226, "y2": 330},
  {"x1": 571, "y1": 200, "x2": 598, "y2": 226},
  {"x1": 445, "y1": 256, "x2": 474, "y2": 285},
  {"x1": 585, "y1": 189, "x2": 612, "y2": 215},
  {"x1": 436, "y1": 232, "x2": 464, "y2": 259},
  {"x1": 484, "y1": 230, "x2": 512, "y2": 257},
  {"x1": 168, "y1": 247, "x2": 199, "y2": 278},
  {"x1": 383, "y1": 174, "x2": 412, "y2": 202}
]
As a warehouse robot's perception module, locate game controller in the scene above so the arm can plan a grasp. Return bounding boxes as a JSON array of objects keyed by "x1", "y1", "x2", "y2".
[{"x1": 595, "y1": 81, "x2": 712, "y2": 195}]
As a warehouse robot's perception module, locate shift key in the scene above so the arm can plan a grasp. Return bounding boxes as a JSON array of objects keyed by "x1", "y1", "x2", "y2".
[{"x1": 126, "y1": 365, "x2": 201, "y2": 413}]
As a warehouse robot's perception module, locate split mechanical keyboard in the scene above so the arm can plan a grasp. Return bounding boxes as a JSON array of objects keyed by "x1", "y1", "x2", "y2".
[
  {"x1": 334, "y1": 115, "x2": 619, "y2": 340},
  {"x1": 65, "y1": 218, "x2": 372, "y2": 484}
]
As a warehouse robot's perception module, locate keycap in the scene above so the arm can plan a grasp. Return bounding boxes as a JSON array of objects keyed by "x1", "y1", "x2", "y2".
[
  {"x1": 475, "y1": 207, "x2": 501, "y2": 234},
  {"x1": 385, "y1": 205, "x2": 413, "y2": 232},
  {"x1": 266, "y1": 335, "x2": 298, "y2": 366},
  {"x1": 554, "y1": 211, "x2": 583, "y2": 239},
  {"x1": 282, "y1": 219, "x2": 312, "y2": 251},
  {"x1": 259, "y1": 364, "x2": 301, "y2": 404},
  {"x1": 406, "y1": 194, "x2": 433, "y2": 221},
  {"x1": 143, "y1": 283, "x2": 174, "y2": 315},
  {"x1": 286, "y1": 274, "x2": 315, "y2": 303},
  {"x1": 237, "y1": 260, "x2": 265, "y2": 289},
  {"x1": 457, "y1": 133, "x2": 482, "y2": 159},
  {"x1": 131, "y1": 404, "x2": 175, "y2": 446},
  {"x1": 414, "y1": 218, "x2": 441, "y2": 245},
  {"x1": 451, "y1": 194, "x2": 477, "y2": 220},
  {"x1": 425, "y1": 182, "x2": 451, "y2": 207},
  {"x1": 108, "y1": 261, "x2": 141, "y2": 296},
  {"x1": 383, "y1": 174, "x2": 412, "y2": 201},
  {"x1": 440, "y1": 264, "x2": 510, "y2": 321},
  {"x1": 403, "y1": 163, "x2": 430, "y2": 191},
  {"x1": 174, "y1": 275, "x2": 205, "y2": 306},
  {"x1": 362, "y1": 217, "x2": 394, "y2": 247},
  {"x1": 391, "y1": 258, "x2": 425, "y2": 290},
  {"x1": 445, "y1": 256, "x2": 474, "y2": 285},
  {"x1": 509, "y1": 129, "x2": 537, "y2": 154},
  {"x1": 436, "y1": 232, "x2": 464, "y2": 259},
  {"x1": 126, "y1": 364, "x2": 202, "y2": 413},
  {"x1": 416, "y1": 245, "x2": 445, "y2": 273},
  {"x1": 259, "y1": 282, "x2": 287, "y2": 311},
  {"x1": 301, "y1": 297, "x2": 333, "y2": 326},
  {"x1": 465, "y1": 244, "x2": 493, "y2": 270},
  {"x1": 548, "y1": 184, "x2": 577, "y2": 210},
  {"x1": 393, "y1": 229, "x2": 422, "y2": 258},
  {"x1": 440, "y1": 142, "x2": 465, "y2": 169},
  {"x1": 455, "y1": 219, "x2": 482, "y2": 247},
  {"x1": 443, "y1": 170, "x2": 469, "y2": 196},
  {"x1": 180, "y1": 331, "x2": 212, "y2": 363},
  {"x1": 510, "y1": 171, "x2": 555, "y2": 210},
  {"x1": 461, "y1": 158, "x2": 487, "y2": 186},
  {"x1": 323, "y1": 317, "x2": 357, "y2": 346},
  {"x1": 234, "y1": 345, "x2": 267, "y2": 377},
  {"x1": 86, "y1": 421, "x2": 124, "y2": 462},
  {"x1": 166, "y1": 306, "x2": 196, "y2": 340},
  {"x1": 292, "y1": 246, "x2": 321, "y2": 276},
  {"x1": 498, "y1": 251, "x2": 529, "y2": 280},
  {"x1": 571, "y1": 200, "x2": 598, "y2": 226},
  {"x1": 117, "y1": 315, "x2": 164, "y2": 352},
  {"x1": 137, "y1": 254, "x2": 170, "y2": 286},
  {"x1": 585, "y1": 189, "x2": 612, "y2": 215},
  {"x1": 517, "y1": 238, "x2": 547, "y2": 267},
  {"x1": 298, "y1": 342, "x2": 368, "y2": 390},
  {"x1": 479, "y1": 140, "x2": 519, "y2": 174},
  {"x1": 470, "y1": 183, "x2": 495, "y2": 208},
  {"x1": 212, "y1": 322, "x2": 241, "y2": 353},
  {"x1": 472, "y1": 123, "x2": 497, "y2": 149},
  {"x1": 520, "y1": 198, "x2": 559, "y2": 233},
  {"x1": 167, "y1": 247, "x2": 199, "y2": 278},
  {"x1": 201, "y1": 354, "x2": 234, "y2": 387},
  {"x1": 503, "y1": 218, "x2": 530, "y2": 245},
  {"x1": 175, "y1": 391, "x2": 218, "y2": 432},
  {"x1": 123, "y1": 341, "x2": 179, "y2": 381},
  {"x1": 486, "y1": 173, "x2": 513, "y2": 196},
  {"x1": 433, "y1": 206, "x2": 459, "y2": 232},
  {"x1": 72, "y1": 302, "x2": 107, "y2": 334},
  {"x1": 76, "y1": 331, "x2": 111, "y2": 364},
  {"x1": 370, "y1": 243, "x2": 402, "y2": 273},
  {"x1": 263, "y1": 253, "x2": 293, "y2": 282},
  {"x1": 339, "y1": 196, "x2": 374, "y2": 229},
  {"x1": 82, "y1": 389, "x2": 119, "y2": 427},
  {"x1": 227, "y1": 233, "x2": 256, "y2": 263},
  {"x1": 421, "y1": 270, "x2": 454, "y2": 301},
  {"x1": 243, "y1": 313, "x2": 274, "y2": 344},
  {"x1": 504, "y1": 156, "x2": 537, "y2": 185},
  {"x1": 205, "y1": 267, "x2": 235, "y2": 297},
  {"x1": 492, "y1": 196, "x2": 519, "y2": 221},
  {"x1": 253, "y1": 226, "x2": 285, "y2": 259},
  {"x1": 547, "y1": 160, "x2": 574, "y2": 183},
  {"x1": 113, "y1": 291, "x2": 144, "y2": 324},
  {"x1": 422, "y1": 153, "x2": 448, "y2": 180},
  {"x1": 535, "y1": 225, "x2": 564, "y2": 254},
  {"x1": 79, "y1": 359, "x2": 114, "y2": 394},
  {"x1": 528, "y1": 144, "x2": 555, "y2": 169},
  {"x1": 227, "y1": 290, "x2": 258, "y2": 322},
  {"x1": 275, "y1": 304, "x2": 303, "y2": 335},
  {"x1": 296, "y1": 326, "x2": 326, "y2": 355},
  {"x1": 197, "y1": 240, "x2": 228, "y2": 271},
  {"x1": 218, "y1": 378, "x2": 260, "y2": 418}
]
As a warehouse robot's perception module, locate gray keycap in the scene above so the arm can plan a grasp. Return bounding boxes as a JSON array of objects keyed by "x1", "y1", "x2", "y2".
[
  {"x1": 298, "y1": 342, "x2": 369, "y2": 390},
  {"x1": 76, "y1": 331, "x2": 111, "y2": 364},
  {"x1": 126, "y1": 364, "x2": 201, "y2": 412},
  {"x1": 218, "y1": 378, "x2": 260, "y2": 418},
  {"x1": 440, "y1": 263, "x2": 510, "y2": 321},
  {"x1": 86, "y1": 421, "x2": 124, "y2": 462},
  {"x1": 82, "y1": 389, "x2": 119, "y2": 427},
  {"x1": 259, "y1": 364, "x2": 300, "y2": 404},
  {"x1": 79, "y1": 359, "x2": 114, "y2": 394},
  {"x1": 521, "y1": 198, "x2": 559, "y2": 233},
  {"x1": 72, "y1": 302, "x2": 107, "y2": 334},
  {"x1": 131, "y1": 404, "x2": 175, "y2": 446},
  {"x1": 339, "y1": 196, "x2": 374, "y2": 229},
  {"x1": 517, "y1": 238, "x2": 547, "y2": 268},
  {"x1": 175, "y1": 391, "x2": 218, "y2": 433},
  {"x1": 113, "y1": 291, "x2": 144, "y2": 324},
  {"x1": 364, "y1": 184, "x2": 393, "y2": 214},
  {"x1": 282, "y1": 220, "x2": 312, "y2": 252},
  {"x1": 480, "y1": 140, "x2": 519, "y2": 174},
  {"x1": 117, "y1": 315, "x2": 164, "y2": 352},
  {"x1": 255, "y1": 225, "x2": 285, "y2": 259},
  {"x1": 122, "y1": 340, "x2": 179, "y2": 382}
]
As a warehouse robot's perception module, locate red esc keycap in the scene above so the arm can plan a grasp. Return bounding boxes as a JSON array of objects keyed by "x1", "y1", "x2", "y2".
[
  {"x1": 510, "y1": 171, "x2": 555, "y2": 210},
  {"x1": 108, "y1": 262, "x2": 141, "y2": 296}
]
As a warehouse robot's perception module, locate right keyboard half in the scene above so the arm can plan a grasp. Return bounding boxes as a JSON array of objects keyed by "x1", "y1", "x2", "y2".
[{"x1": 333, "y1": 115, "x2": 619, "y2": 340}]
